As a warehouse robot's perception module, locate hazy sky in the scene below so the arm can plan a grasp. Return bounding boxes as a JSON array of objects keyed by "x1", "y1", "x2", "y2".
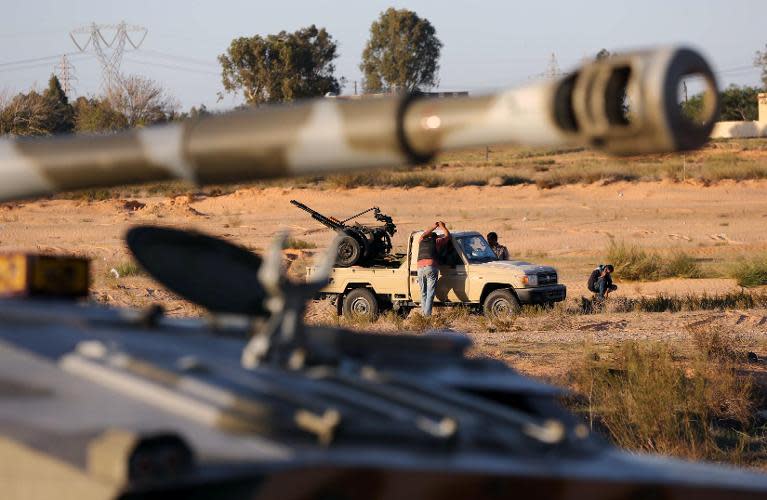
[{"x1": 1, "y1": 0, "x2": 764, "y2": 110}]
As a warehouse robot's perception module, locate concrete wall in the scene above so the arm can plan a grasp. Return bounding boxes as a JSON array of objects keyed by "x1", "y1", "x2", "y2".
[
  {"x1": 711, "y1": 120, "x2": 767, "y2": 139},
  {"x1": 710, "y1": 93, "x2": 767, "y2": 139}
]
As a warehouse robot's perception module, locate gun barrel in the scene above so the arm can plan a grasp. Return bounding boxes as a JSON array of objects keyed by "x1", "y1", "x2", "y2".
[
  {"x1": 290, "y1": 199, "x2": 343, "y2": 231},
  {"x1": 0, "y1": 46, "x2": 717, "y2": 202}
]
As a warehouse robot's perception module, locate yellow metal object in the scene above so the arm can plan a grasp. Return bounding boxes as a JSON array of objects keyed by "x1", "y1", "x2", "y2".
[
  {"x1": 0, "y1": 254, "x2": 27, "y2": 295},
  {"x1": 0, "y1": 254, "x2": 89, "y2": 298}
]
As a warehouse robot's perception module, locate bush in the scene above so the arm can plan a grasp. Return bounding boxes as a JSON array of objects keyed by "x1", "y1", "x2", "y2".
[
  {"x1": 606, "y1": 241, "x2": 702, "y2": 281},
  {"x1": 730, "y1": 254, "x2": 767, "y2": 288},
  {"x1": 606, "y1": 241, "x2": 661, "y2": 280},
  {"x1": 572, "y1": 341, "x2": 754, "y2": 462},
  {"x1": 607, "y1": 291, "x2": 767, "y2": 313},
  {"x1": 110, "y1": 260, "x2": 144, "y2": 278},
  {"x1": 282, "y1": 237, "x2": 316, "y2": 250},
  {"x1": 665, "y1": 252, "x2": 703, "y2": 279}
]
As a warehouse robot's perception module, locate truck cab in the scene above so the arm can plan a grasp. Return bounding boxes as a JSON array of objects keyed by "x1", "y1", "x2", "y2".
[{"x1": 310, "y1": 231, "x2": 566, "y2": 321}]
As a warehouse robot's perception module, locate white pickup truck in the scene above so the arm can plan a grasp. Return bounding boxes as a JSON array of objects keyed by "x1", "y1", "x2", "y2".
[{"x1": 309, "y1": 230, "x2": 566, "y2": 321}]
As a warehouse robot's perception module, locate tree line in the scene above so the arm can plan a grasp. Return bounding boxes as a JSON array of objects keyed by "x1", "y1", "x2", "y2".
[{"x1": 0, "y1": 74, "x2": 182, "y2": 136}]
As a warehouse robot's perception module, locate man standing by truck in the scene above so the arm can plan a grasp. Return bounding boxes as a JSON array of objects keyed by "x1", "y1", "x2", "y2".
[{"x1": 418, "y1": 221, "x2": 450, "y2": 317}]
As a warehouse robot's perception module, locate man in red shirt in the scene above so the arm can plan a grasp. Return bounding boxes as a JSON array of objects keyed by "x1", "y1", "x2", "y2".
[{"x1": 417, "y1": 221, "x2": 450, "y2": 316}]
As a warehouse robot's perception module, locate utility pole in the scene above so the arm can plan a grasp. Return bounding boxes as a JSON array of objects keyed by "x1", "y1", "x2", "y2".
[
  {"x1": 54, "y1": 55, "x2": 77, "y2": 98},
  {"x1": 530, "y1": 52, "x2": 563, "y2": 81},
  {"x1": 70, "y1": 21, "x2": 148, "y2": 90},
  {"x1": 682, "y1": 81, "x2": 688, "y2": 181},
  {"x1": 544, "y1": 52, "x2": 562, "y2": 80}
]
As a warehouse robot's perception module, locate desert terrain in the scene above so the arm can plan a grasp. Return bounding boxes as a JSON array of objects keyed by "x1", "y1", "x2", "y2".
[
  {"x1": 1, "y1": 142, "x2": 766, "y2": 379},
  {"x1": 3, "y1": 140, "x2": 767, "y2": 463}
]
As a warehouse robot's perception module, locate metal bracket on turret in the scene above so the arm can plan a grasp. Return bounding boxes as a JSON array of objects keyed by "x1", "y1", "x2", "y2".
[{"x1": 241, "y1": 233, "x2": 340, "y2": 370}]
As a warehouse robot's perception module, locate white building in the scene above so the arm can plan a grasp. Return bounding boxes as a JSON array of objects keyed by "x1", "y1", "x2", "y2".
[{"x1": 710, "y1": 93, "x2": 767, "y2": 138}]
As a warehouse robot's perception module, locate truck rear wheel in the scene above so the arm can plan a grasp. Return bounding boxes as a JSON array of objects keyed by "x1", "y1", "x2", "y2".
[
  {"x1": 342, "y1": 288, "x2": 379, "y2": 322},
  {"x1": 337, "y1": 235, "x2": 362, "y2": 267},
  {"x1": 483, "y1": 289, "x2": 520, "y2": 321}
]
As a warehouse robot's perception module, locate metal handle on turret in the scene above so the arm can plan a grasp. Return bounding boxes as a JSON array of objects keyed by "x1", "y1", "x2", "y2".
[{"x1": 0, "y1": 46, "x2": 718, "y2": 202}]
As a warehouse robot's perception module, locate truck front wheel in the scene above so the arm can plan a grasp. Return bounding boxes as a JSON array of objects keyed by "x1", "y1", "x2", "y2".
[
  {"x1": 483, "y1": 289, "x2": 520, "y2": 321},
  {"x1": 342, "y1": 288, "x2": 379, "y2": 322}
]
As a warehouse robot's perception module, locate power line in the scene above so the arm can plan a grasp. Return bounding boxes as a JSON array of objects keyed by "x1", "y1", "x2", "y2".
[
  {"x1": 0, "y1": 52, "x2": 82, "y2": 68},
  {"x1": 0, "y1": 56, "x2": 90, "y2": 74},
  {"x1": 136, "y1": 49, "x2": 218, "y2": 68},
  {"x1": 122, "y1": 57, "x2": 220, "y2": 76}
]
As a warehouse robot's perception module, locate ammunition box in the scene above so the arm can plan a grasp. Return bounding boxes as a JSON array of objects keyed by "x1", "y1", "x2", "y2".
[{"x1": 0, "y1": 254, "x2": 89, "y2": 298}]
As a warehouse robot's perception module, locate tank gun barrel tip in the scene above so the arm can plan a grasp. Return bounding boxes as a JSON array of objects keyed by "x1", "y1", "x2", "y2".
[{"x1": 561, "y1": 45, "x2": 719, "y2": 155}]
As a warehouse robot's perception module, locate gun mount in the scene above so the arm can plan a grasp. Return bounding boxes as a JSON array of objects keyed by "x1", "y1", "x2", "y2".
[{"x1": 291, "y1": 200, "x2": 397, "y2": 267}]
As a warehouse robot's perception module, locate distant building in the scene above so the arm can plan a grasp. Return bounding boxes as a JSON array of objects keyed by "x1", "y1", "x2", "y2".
[{"x1": 710, "y1": 92, "x2": 767, "y2": 139}]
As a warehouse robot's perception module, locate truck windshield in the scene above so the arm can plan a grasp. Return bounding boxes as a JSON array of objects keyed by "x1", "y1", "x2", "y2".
[{"x1": 456, "y1": 235, "x2": 498, "y2": 264}]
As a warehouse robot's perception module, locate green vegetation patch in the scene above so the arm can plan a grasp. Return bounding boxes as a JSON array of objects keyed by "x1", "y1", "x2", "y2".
[
  {"x1": 729, "y1": 254, "x2": 767, "y2": 288},
  {"x1": 571, "y1": 337, "x2": 756, "y2": 463},
  {"x1": 607, "y1": 241, "x2": 702, "y2": 281},
  {"x1": 282, "y1": 237, "x2": 317, "y2": 250}
]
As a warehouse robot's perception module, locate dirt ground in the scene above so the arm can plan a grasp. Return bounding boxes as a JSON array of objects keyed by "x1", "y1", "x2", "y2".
[{"x1": 2, "y1": 171, "x2": 767, "y2": 380}]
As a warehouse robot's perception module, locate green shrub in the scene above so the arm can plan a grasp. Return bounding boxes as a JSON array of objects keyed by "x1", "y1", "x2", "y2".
[
  {"x1": 665, "y1": 252, "x2": 703, "y2": 279},
  {"x1": 282, "y1": 237, "x2": 317, "y2": 250},
  {"x1": 606, "y1": 241, "x2": 662, "y2": 280},
  {"x1": 608, "y1": 291, "x2": 767, "y2": 313},
  {"x1": 730, "y1": 254, "x2": 767, "y2": 288},
  {"x1": 606, "y1": 241, "x2": 702, "y2": 281},
  {"x1": 572, "y1": 341, "x2": 753, "y2": 462},
  {"x1": 110, "y1": 260, "x2": 144, "y2": 278}
]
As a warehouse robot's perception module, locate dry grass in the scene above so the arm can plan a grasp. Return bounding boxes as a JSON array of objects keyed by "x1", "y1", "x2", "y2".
[
  {"x1": 730, "y1": 254, "x2": 767, "y2": 288},
  {"x1": 607, "y1": 241, "x2": 703, "y2": 281},
  {"x1": 108, "y1": 260, "x2": 144, "y2": 278},
  {"x1": 282, "y1": 237, "x2": 317, "y2": 250},
  {"x1": 607, "y1": 291, "x2": 767, "y2": 313},
  {"x1": 45, "y1": 139, "x2": 767, "y2": 200},
  {"x1": 404, "y1": 310, "x2": 453, "y2": 331},
  {"x1": 570, "y1": 332, "x2": 758, "y2": 463}
]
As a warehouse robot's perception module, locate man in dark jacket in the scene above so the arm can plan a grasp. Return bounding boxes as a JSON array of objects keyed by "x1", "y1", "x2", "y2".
[
  {"x1": 417, "y1": 221, "x2": 450, "y2": 316},
  {"x1": 588, "y1": 264, "x2": 617, "y2": 299},
  {"x1": 487, "y1": 232, "x2": 510, "y2": 261}
]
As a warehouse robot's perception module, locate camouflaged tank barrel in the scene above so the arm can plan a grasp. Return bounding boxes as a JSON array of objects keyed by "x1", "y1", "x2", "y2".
[{"x1": 0, "y1": 46, "x2": 717, "y2": 202}]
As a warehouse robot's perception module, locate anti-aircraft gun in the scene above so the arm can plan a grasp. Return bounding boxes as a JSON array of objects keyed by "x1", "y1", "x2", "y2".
[
  {"x1": 290, "y1": 200, "x2": 397, "y2": 266},
  {"x1": 3, "y1": 46, "x2": 763, "y2": 500}
]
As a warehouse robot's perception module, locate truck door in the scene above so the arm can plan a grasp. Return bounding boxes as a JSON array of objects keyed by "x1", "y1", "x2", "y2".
[
  {"x1": 410, "y1": 233, "x2": 469, "y2": 304},
  {"x1": 436, "y1": 237, "x2": 469, "y2": 302}
]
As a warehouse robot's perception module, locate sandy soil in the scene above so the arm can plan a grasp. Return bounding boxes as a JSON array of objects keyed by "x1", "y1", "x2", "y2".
[{"x1": 2, "y1": 178, "x2": 767, "y2": 378}]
